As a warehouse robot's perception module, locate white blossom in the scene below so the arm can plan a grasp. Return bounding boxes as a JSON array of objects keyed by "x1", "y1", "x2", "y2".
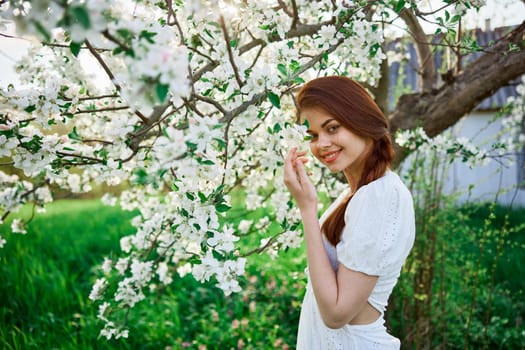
[
  {"x1": 238, "y1": 220, "x2": 253, "y2": 234},
  {"x1": 101, "y1": 258, "x2": 113, "y2": 275},
  {"x1": 89, "y1": 278, "x2": 108, "y2": 301},
  {"x1": 207, "y1": 225, "x2": 239, "y2": 254},
  {"x1": 11, "y1": 219, "x2": 26, "y2": 234},
  {"x1": 1, "y1": 0, "x2": 515, "y2": 341}
]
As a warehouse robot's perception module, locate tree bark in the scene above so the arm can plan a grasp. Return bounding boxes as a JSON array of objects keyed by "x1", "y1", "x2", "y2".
[
  {"x1": 399, "y1": 7, "x2": 437, "y2": 92},
  {"x1": 389, "y1": 21, "x2": 525, "y2": 166}
]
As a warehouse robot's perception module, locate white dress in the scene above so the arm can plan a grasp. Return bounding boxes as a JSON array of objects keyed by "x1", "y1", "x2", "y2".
[{"x1": 296, "y1": 171, "x2": 416, "y2": 350}]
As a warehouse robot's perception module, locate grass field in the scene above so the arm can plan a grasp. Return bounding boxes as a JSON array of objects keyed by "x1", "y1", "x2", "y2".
[
  {"x1": 0, "y1": 199, "x2": 523, "y2": 349},
  {"x1": 0, "y1": 199, "x2": 306, "y2": 349}
]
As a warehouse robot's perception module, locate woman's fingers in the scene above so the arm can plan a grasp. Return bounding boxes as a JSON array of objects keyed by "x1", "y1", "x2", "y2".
[
  {"x1": 283, "y1": 148, "x2": 317, "y2": 210},
  {"x1": 284, "y1": 149, "x2": 308, "y2": 187},
  {"x1": 295, "y1": 158, "x2": 309, "y2": 183},
  {"x1": 288, "y1": 149, "x2": 308, "y2": 169},
  {"x1": 283, "y1": 148, "x2": 299, "y2": 186}
]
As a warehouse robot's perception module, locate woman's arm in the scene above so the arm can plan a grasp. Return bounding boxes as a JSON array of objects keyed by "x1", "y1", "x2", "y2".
[{"x1": 283, "y1": 148, "x2": 378, "y2": 329}]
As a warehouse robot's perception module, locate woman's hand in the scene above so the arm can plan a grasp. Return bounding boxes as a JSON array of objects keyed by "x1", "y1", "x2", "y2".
[{"x1": 283, "y1": 147, "x2": 318, "y2": 213}]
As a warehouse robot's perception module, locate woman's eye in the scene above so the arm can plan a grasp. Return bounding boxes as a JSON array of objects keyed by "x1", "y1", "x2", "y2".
[{"x1": 327, "y1": 125, "x2": 339, "y2": 133}]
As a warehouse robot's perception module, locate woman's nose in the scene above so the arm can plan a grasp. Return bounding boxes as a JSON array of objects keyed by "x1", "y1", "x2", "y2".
[{"x1": 317, "y1": 133, "x2": 332, "y2": 148}]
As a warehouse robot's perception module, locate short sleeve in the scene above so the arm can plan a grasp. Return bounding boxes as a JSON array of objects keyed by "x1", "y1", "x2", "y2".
[{"x1": 336, "y1": 176, "x2": 414, "y2": 276}]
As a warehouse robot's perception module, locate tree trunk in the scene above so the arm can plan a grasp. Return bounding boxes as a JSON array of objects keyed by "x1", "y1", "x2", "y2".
[{"x1": 389, "y1": 21, "x2": 525, "y2": 167}]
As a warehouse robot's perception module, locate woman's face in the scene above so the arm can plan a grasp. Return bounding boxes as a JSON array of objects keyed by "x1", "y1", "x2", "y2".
[{"x1": 302, "y1": 107, "x2": 370, "y2": 180}]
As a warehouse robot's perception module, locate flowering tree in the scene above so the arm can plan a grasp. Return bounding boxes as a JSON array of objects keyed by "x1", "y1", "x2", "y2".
[{"x1": 1, "y1": 0, "x2": 524, "y2": 340}]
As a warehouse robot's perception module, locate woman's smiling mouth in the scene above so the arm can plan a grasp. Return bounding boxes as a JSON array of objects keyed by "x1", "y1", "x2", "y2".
[{"x1": 321, "y1": 150, "x2": 341, "y2": 163}]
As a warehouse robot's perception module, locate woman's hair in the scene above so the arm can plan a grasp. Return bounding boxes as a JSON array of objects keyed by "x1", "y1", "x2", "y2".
[{"x1": 296, "y1": 76, "x2": 395, "y2": 246}]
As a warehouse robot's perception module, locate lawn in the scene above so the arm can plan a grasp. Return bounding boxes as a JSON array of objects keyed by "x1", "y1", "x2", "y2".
[
  {"x1": 0, "y1": 199, "x2": 523, "y2": 349},
  {"x1": 0, "y1": 199, "x2": 305, "y2": 349}
]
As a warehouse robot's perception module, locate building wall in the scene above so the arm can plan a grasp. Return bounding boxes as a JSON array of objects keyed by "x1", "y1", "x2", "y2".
[{"x1": 444, "y1": 112, "x2": 525, "y2": 207}]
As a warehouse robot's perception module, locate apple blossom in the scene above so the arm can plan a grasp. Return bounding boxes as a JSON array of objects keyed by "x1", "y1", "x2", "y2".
[{"x1": 1, "y1": 0, "x2": 522, "y2": 341}]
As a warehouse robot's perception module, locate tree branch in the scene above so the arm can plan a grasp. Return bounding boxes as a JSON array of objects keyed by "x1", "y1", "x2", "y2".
[
  {"x1": 102, "y1": 30, "x2": 132, "y2": 53},
  {"x1": 219, "y1": 36, "x2": 346, "y2": 124},
  {"x1": 291, "y1": 0, "x2": 299, "y2": 29},
  {"x1": 192, "y1": 20, "x2": 335, "y2": 83},
  {"x1": 59, "y1": 94, "x2": 119, "y2": 101},
  {"x1": 75, "y1": 106, "x2": 129, "y2": 114},
  {"x1": 390, "y1": 21, "x2": 525, "y2": 166},
  {"x1": 85, "y1": 40, "x2": 151, "y2": 124},
  {"x1": 398, "y1": 7, "x2": 436, "y2": 92},
  {"x1": 219, "y1": 15, "x2": 244, "y2": 89}
]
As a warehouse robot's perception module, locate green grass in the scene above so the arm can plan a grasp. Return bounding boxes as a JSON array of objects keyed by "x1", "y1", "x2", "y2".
[
  {"x1": 0, "y1": 199, "x2": 306, "y2": 349},
  {"x1": 0, "y1": 200, "x2": 524, "y2": 349},
  {"x1": 0, "y1": 200, "x2": 138, "y2": 349}
]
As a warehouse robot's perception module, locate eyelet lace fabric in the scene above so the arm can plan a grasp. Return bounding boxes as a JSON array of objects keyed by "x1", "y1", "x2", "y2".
[{"x1": 296, "y1": 171, "x2": 415, "y2": 349}]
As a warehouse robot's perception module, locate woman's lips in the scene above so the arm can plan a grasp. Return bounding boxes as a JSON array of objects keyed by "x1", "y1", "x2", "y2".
[{"x1": 321, "y1": 150, "x2": 340, "y2": 163}]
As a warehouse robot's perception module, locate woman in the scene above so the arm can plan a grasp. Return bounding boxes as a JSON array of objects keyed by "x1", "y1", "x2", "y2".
[{"x1": 283, "y1": 76, "x2": 415, "y2": 349}]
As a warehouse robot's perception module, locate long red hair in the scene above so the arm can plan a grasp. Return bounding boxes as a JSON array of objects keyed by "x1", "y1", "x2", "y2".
[{"x1": 296, "y1": 76, "x2": 394, "y2": 246}]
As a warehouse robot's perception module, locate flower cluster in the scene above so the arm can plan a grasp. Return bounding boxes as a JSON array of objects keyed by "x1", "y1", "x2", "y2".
[
  {"x1": 0, "y1": 171, "x2": 52, "y2": 243},
  {"x1": 4, "y1": 0, "x2": 512, "y2": 342},
  {"x1": 396, "y1": 127, "x2": 491, "y2": 168},
  {"x1": 501, "y1": 76, "x2": 525, "y2": 153}
]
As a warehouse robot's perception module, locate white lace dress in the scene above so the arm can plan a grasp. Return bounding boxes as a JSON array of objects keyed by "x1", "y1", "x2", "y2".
[{"x1": 296, "y1": 171, "x2": 416, "y2": 350}]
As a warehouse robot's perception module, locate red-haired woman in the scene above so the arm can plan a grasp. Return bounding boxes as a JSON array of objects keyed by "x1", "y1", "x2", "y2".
[{"x1": 283, "y1": 76, "x2": 415, "y2": 349}]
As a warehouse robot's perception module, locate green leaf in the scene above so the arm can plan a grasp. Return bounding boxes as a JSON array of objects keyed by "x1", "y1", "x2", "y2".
[
  {"x1": 204, "y1": 28, "x2": 214, "y2": 39},
  {"x1": 215, "y1": 138, "x2": 227, "y2": 150},
  {"x1": 33, "y1": 20, "x2": 51, "y2": 42},
  {"x1": 369, "y1": 42, "x2": 381, "y2": 57},
  {"x1": 71, "y1": 6, "x2": 91, "y2": 29},
  {"x1": 139, "y1": 30, "x2": 157, "y2": 44},
  {"x1": 124, "y1": 48, "x2": 135, "y2": 58},
  {"x1": 68, "y1": 127, "x2": 82, "y2": 141},
  {"x1": 94, "y1": 148, "x2": 108, "y2": 160},
  {"x1": 70, "y1": 41, "x2": 82, "y2": 57},
  {"x1": 116, "y1": 28, "x2": 132, "y2": 41},
  {"x1": 394, "y1": 0, "x2": 406, "y2": 13},
  {"x1": 198, "y1": 192, "x2": 207, "y2": 203},
  {"x1": 185, "y1": 192, "x2": 195, "y2": 200},
  {"x1": 277, "y1": 63, "x2": 287, "y2": 77},
  {"x1": 215, "y1": 203, "x2": 231, "y2": 212},
  {"x1": 133, "y1": 168, "x2": 149, "y2": 185},
  {"x1": 185, "y1": 141, "x2": 198, "y2": 151},
  {"x1": 267, "y1": 91, "x2": 281, "y2": 109},
  {"x1": 290, "y1": 60, "x2": 301, "y2": 73},
  {"x1": 302, "y1": 119, "x2": 310, "y2": 128},
  {"x1": 199, "y1": 159, "x2": 215, "y2": 165},
  {"x1": 24, "y1": 105, "x2": 37, "y2": 113},
  {"x1": 180, "y1": 208, "x2": 189, "y2": 218},
  {"x1": 155, "y1": 83, "x2": 170, "y2": 103},
  {"x1": 211, "y1": 184, "x2": 225, "y2": 201},
  {"x1": 21, "y1": 135, "x2": 43, "y2": 153}
]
